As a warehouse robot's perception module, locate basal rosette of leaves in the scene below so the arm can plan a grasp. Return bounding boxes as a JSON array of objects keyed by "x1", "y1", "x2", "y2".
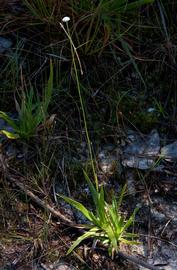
[{"x1": 59, "y1": 172, "x2": 139, "y2": 258}]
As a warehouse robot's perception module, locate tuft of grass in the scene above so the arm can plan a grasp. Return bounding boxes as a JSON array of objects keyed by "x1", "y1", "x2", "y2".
[
  {"x1": 59, "y1": 173, "x2": 139, "y2": 258},
  {"x1": 23, "y1": 0, "x2": 55, "y2": 24},
  {"x1": 20, "y1": 0, "x2": 155, "y2": 56},
  {"x1": 70, "y1": 0, "x2": 155, "y2": 55},
  {"x1": 0, "y1": 60, "x2": 53, "y2": 139}
]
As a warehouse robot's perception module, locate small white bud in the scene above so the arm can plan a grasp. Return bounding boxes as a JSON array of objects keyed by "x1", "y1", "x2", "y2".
[{"x1": 62, "y1": 16, "x2": 70, "y2": 22}]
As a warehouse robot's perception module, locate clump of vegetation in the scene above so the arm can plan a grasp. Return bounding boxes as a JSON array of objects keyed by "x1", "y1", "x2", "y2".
[
  {"x1": 0, "y1": 61, "x2": 53, "y2": 139},
  {"x1": 60, "y1": 175, "x2": 139, "y2": 258},
  {"x1": 22, "y1": 0, "x2": 155, "y2": 56}
]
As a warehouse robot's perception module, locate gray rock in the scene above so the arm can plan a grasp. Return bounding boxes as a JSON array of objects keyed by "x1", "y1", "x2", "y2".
[
  {"x1": 122, "y1": 129, "x2": 160, "y2": 170},
  {"x1": 53, "y1": 262, "x2": 76, "y2": 270},
  {"x1": 0, "y1": 37, "x2": 12, "y2": 53},
  {"x1": 161, "y1": 140, "x2": 177, "y2": 161},
  {"x1": 39, "y1": 261, "x2": 76, "y2": 270}
]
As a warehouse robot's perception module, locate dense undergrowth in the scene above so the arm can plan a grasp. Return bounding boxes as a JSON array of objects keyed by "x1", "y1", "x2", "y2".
[{"x1": 0, "y1": 0, "x2": 177, "y2": 269}]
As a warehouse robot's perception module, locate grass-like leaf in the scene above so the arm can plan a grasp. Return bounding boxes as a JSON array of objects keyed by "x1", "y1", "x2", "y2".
[
  {"x1": 67, "y1": 227, "x2": 100, "y2": 255},
  {"x1": 0, "y1": 111, "x2": 18, "y2": 130},
  {"x1": 0, "y1": 130, "x2": 19, "y2": 139},
  {"x1": 59, "y1": 194, "x2": 96, "y2": 223}
]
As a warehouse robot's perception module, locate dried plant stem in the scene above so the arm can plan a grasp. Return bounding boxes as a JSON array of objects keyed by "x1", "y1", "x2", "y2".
[{"x1": 6, "y1": 173, "x2": 85, "y2": 228}]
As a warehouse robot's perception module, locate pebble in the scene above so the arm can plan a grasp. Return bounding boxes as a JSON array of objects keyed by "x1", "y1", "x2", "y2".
[{"x1": 0, "y1": 37, "x2": 12, "y2": 53}]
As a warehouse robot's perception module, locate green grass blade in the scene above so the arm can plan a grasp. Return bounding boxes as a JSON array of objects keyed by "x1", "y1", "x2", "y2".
[
  {"x1": 103, "y1": 224, "x2": 117, "y2": 250},
  {"x1": 0, "y1": 111, "x2": 18, "y2": 130},
  {"x1": 59, "y1": 194, "x2": 95, "y2": 222},
  {"x1": 124, "y1": 232, "x2": 138, "y2": 238},
  {"x1": 117, "y1": 184, "x2": 127, "y2": 210},
  {"x1": 97, "y1": 186, "x2": 106, "y2": 222},
  {"x1": 107, "y1": 201, "x2": 122, "y2": 235},
  {"x1": 0, "y1": 130, "x2": 19, "y2": 139},
  {"x1": 122, "y1": 208, "x2": 139, "y2": 233},
  {"x1": 83, "y1": 170, "x2": 99, "y2": 207},
  {"x1": 119, "y1": 238, "x2": 141, "y2": 245},
  {"x1": 120, "y1": 0, "x2": 154, "y2": 11},
  {"x1": 23, "y1": 0, "x2": 40, "y2": 18},
  {"x1": 121, "y1": 40, "x2": 146, "y2": 88},
  {"x1": 43, "y1": 60, "x2": 53, "y2": 114},
  {"x1": 67, "y1": 229, "x2": 99, "y2": 255},
  {"x1": 84, "y1": 171, "x2": 107, "y2": 223}
]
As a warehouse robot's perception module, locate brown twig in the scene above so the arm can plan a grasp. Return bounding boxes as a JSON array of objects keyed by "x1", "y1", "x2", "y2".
[
  {"x1": 6, "y1": 173, "x2": 85, "y2": 229},
  {"x1": 117, "y1": 251, "x2": 161, "y2": 270}
]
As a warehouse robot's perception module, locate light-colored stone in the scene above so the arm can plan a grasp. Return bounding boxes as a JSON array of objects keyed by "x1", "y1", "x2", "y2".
[{"x1": 0, "y1": 37, "x2": 12, "y2": 53}]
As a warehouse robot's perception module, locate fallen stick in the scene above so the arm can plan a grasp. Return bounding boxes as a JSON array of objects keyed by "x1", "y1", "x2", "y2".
[
  {"x1": 117, "y1": 251, "x2": 161, "y2": 270},
  {"x1": 6, "y1": 173, "x2": 85, "y2": 229}
]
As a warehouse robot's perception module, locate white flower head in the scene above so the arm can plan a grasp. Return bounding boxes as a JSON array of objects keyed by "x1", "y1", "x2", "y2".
[{"x1": 62, "y1": 16, "x2": 70, "y2": 23}]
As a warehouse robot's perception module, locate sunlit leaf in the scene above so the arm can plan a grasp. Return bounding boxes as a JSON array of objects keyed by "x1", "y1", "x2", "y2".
[
  {"x1": 67, "y1": 227, "x2": 100, "y2": 255},
  {"x1": 0, "y1": 130, "x2": 19, "y2": 139}
]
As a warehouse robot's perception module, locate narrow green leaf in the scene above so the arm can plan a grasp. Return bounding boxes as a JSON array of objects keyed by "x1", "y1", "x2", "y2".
[
  {"x1": 97, "y1": 186, "x2": 106, "y2": 222},
  {"x1": 122, "y1": 208, "x2": 139, "y2": 233},
  {"x1": 117, "y1": 184, "x2": 126, "y2": 210},
  {"x1": 119, "y1": 0, "x2": 154, "y2": 11},
  {"x1": 124, "y1": 232, "x2": 138, "y2": 238},
  {"x1": 67, "y1": 229, "x2": 98, "y2": 255},
  {"x1": 107, "y1": 203, "x2": 121, "y2": 235},
  {"x1": 43, "y1": 60, "x2": 53, "y2": 113},
  {"x1": 0, "y1": 130, "x2": 19, "y2": 139},
  {"x1": 121, "y1": 40, "x2": 146, "y2": 88},
  {"x1": 0, "y1": 111, "x2": 18, "y2": 130},
  {"x1": 59, "y1": 194, "x2": 95, "y2": 222},
  {"x1": 83, "y1": 170, "x2": 98, "y2": 207},
  {"x1": 119, "y1": 238, "x2": 141, "y2": 245},
  {"x1": 103, "y1": 224, "x2": 118, "y2": 250}
]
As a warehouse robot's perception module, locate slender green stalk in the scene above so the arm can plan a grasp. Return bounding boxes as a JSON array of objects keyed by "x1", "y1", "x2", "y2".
[{"x1": 60, "y1": 19, "x2": 98, "y2": 190}]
